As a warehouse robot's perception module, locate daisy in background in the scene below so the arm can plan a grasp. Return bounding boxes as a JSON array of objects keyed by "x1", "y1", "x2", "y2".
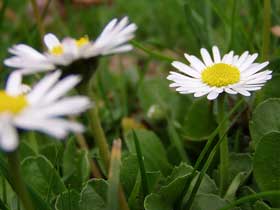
[
  {"x1": 0, "y1": 70, "x2": 91, "y2": 152},
  {"x1": 4, "y1": 16, "x2": 137, "y2": 74},
  {"x1": 167, "y1": 46, "x2": 272, "y2": 100}
]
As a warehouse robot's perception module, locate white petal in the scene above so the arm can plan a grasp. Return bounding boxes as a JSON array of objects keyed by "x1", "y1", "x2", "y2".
[
  {"x1": 212, "y1": 46, "x2": 221, "y2": 63},
  {"x1": 207, "y1": 91, "x2": 220, "y2": 100},
  {"x1": 172, "y1": 61, "x2": 201, "y2": 78},
  {"x1": 32, "y1": 96, "x2": 91, "y2": 117},
  {"x1": 44, "y1": 33, "x2": 61, "y2": 50},
  {"x1": 0, "y1": 119, "x2": 18, "y2": 152},
  {"x1": 42, "y1": 75, "x2": 81, "y2": 104},
  {"x1": 5, "y1": 72, "x2": 23, "y2": 96},
  {"x1": 27, "y1": 71, "x2": 62, "y2": 104},
  {"x1": 200, "y1": 48, "x2": 213, "y2": 66},
  {"x1": 239, "y1": 53, "x2": 258, "y2": 71},
  {"x1": 184, "y1": 54, "x2": 206, "y2": 72}
]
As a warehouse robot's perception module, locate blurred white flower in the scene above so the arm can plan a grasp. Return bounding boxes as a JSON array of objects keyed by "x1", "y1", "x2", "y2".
[
  {"x1": 167, "y1": 46, "x2": 272, "y2": 100},
  {"x1": 4, "y1": 16, "x2": 137, "y2": 74},
  {"x1": 0, "y1": 71, "x2": 91, "y2": 151}
]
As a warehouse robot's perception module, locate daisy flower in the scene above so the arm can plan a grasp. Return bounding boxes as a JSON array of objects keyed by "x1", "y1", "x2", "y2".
[
  {"x1": 167, "y1": 46, "x2": 272, "y2": 100},
  {"x1": 4, "y1": 16, "x2": 137, "y2": 74},
  {"x1": 0, "y1": 71, "x2": 91, "y2": 151}
]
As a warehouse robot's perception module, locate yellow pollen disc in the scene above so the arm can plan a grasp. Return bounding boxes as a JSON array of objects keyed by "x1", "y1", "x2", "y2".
[
  {"x1": 76, "y1": 36, "x2": 89, "y2": 47},
  {"x1": 201, "y1": 63, "x2": 240, "y2": 87},
  {"x1": 50, "y1": 45, "x2": 64, "y2": 56},
  {"x1": 0, "y1": 91, "x2": 28, "y2": 114}
]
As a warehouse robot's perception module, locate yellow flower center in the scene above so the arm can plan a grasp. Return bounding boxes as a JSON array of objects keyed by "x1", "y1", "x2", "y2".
[
  {"x1": 0, "y1": 91, "x2": 28, "y2": 114},
  {"x1": 201, "y1": 63, "x2": 240, "y2": 87},
  {"x1": 50, "y1": 45, "x2": 64, "y2": 56},
  {"x1": 75, "y1": 36, "x2": 89, "y2": 47}
]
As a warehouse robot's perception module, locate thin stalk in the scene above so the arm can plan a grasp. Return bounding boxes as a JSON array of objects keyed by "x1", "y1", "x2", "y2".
[
  {"x1": 132, "y1": 130, "x2": 149, "y2": 196},
  {"x1": 183, "y1": 109, "x2": 244, "y2": 210},
  {"x1": 176, "y1": 98, "x2": 244, "y2": 209},
  {"x1": 131, "y1": 40, "x2": 175, "y2": 63},
  {"x1": 2, "y1": 176, "x2": 7, "y2": 204},
  {"x1": 219, "y1": 191, "x2": 280, "y2": 210},
  {"x1": 89, "y1": 106, "x2": 111, "y2": 172},
  {"x1": 70, "y1": 117, "x2": 102, "y2": 178},
  {"x1": 7, "y1": 151, "x2": 35, "y2": 210},
  {"x1": 262, "y1": 0, "x2": 271, "y2": 61},
  {"x1": 30, "y1": 0, "x2": 45, "y2": 45},
  {"x1": 218, "y1": 94, "x2": 229, "y2": 196}
]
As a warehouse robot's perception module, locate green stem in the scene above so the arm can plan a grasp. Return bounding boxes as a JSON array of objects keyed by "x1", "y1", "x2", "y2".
[
  {"x1": 262, "y1": 0, "x2": 271, "y2": 61},
  {"x1": 131, "y1": 40, "x2": 175, "y2": 63},
  {"x1": 7, "y1": 151, "x2": 35, "y2": 210},
  {"x1": 132, "y1": 130, "x2": 149, "y2": 196},
  {"x1": 89, "y1": 106, "x2": 111, "y2": 172},
  {"x1": 30, "y1": 0, "x2": 45, "y2": 45},
  {"x1": 219, "y1": 191, "x2": 280, "y2": 210},
  {"x1": 2, "y1": 176, "x2": 6, "y2": 204},
  {"x1": 183, "y1": 109, "x2": 244, "y2": 210},
  {"x1": 176, "y1": 99, "x2": 244, "y2": 210},
  {"x1": 218, "y1": 94, "x2": 229, "y2": 196}
]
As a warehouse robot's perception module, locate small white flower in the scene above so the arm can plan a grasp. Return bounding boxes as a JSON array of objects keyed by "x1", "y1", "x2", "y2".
[
  {"x1": 167, "y1": 46, "x2": 272, "y2": 100},
  {"x1": 4, "y1": 16, "x2": 137, "y2": 74},
  {"x1": 0, "y1": 71, "x2": 91, "y2": 151}
]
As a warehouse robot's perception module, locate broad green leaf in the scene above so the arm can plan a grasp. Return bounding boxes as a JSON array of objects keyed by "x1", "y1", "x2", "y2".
[
  {"x1": 63, "y1": 138, "x2": 90, "y2": 190},
  {"x1": 144, "y1": 193, "x2": 171, "y2": 210},
  {"x1": 182, "y1": 98, "x2": 216, "y2": 141},
  {"x1": 144, "y1": 163, "x2": 218, "y2": 210},
  {"x1": 191, "y1": 193, "x2": 228, "y2": 210},
  {"x1": 39, "y1": 143, "x2": 63, "y2": 167},
  {"x1": 55, "y1": 190, "x2": 80, "y2": 210},
  {"x1": 125, "y1": 129, "x2": 171, "y2": 175},
  {"x1": 79, "y1": 179, "x2": 108, "y2": 210},
  {"x1": 253, "y1": 132, "x2": 280, "y2": 207},
  {"x1": 255, "y1": 75, "x2": 280, "y2": 103},
  {"x1": 120, "y1": 154, "x2": 139, "y2": 196},
  {"x1": 21, "y1": 155, "x2": 66, "y2": 200},
  {"x1": 250, "y1": 98, "x2": 280, "y2": 146}
]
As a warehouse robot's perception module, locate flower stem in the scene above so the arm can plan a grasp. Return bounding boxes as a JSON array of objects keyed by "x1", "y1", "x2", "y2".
[
  {"x1": 262, "y1": 0, "x2": 271, "y2": 61},
  {"x1": 89, "y1": 106, "x2": 111, "y2": 172},
  {"x1": 218, "y1": 94, "x2": 229, "y2": 196},
  {"x1": 7, "y1": 151, "x2": 35, "y2": 210},
  {"x1": 30, "y1": 0, "x2": 45, "y2": 45}
]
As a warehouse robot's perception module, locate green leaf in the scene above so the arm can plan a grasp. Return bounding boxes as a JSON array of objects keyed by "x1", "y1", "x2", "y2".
[
  {"x1": 120, "y1": 154, "x2": 139, "y2": 197},
  {"x1": 79, "y1": 179, "x2": 108, "y2": 210},
  {"x1": 191, "y1": 193, "x2": 228, "y2": 210},
  {"x1": 63, "y1": 138, "x2": 90, "y2": 190},
  {"x1": 228, "y1": 153, "x2": 253, "y2": 183},
  {"x1": 182, "y1": 98, "x2": 217, "y2": 141},
  {"x1": 253, "y1": 201, "x2": 271, "y2": 210},
  {"x1": 250, "y1": 98, "x2": 280, "y2": 146},
  {"x1": 144, "y1": 193, "x2": 172, "y2": 210},
  {"x1": 21, "y1": 155, "x2": 66, "y2": 201},
  {"x1": 144, "y1": 163, "x2": 218, "y2": 210},
  {"x1": 55, "y1": 190, "x2": 80, "y2": 210},
  {"x1": 255, "y1": 75, "x2": 280, "y2": 103},
  {"x1": 125, "y1": 129, "x2": 171, "y2": 175},
  {"x1": 253, "y1": 132, "x2": 280, "y2": 207}
]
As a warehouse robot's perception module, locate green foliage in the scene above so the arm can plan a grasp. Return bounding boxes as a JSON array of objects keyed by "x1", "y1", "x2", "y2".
[
  {"x1": 250, "y1": 99, "x2": 280, "y2": 146},
  {"x1": 1, "y1": 1, "x2": 280, "y2": 210},
  {"x1": 253, "y1": 132, "x2": 280, "y2": 207}
]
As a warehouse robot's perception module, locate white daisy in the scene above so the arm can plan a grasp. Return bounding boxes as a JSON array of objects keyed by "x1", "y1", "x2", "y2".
[
  {"x1": 4, "y1": 16, "x2": 137, "y2": 74},
  {"x1": 167, "y1": 46, "x2": 272, "y2": 100},
  {"x1": 0, "y1": 71, "x2": 91, "y2": 151}
]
